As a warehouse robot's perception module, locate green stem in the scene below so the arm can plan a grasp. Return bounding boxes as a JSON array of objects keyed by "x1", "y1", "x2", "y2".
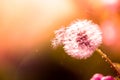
[{"x1": 96, "y1": 49, "x2": 120, "y2": 77}]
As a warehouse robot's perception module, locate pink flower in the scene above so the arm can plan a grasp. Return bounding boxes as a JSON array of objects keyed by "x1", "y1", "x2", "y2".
[
  {"x1": 52, "y1": 20, "x2": 102, "y2": 59},
  {"x1": 101, "y1": 76, "x2": 115, "y2": 80},
  {"x1": 90, "y1": 73, "x2": 103, "y2": 80},
  {"x1": 90, "y1": 73, "x2": 115, "y2": 80}
]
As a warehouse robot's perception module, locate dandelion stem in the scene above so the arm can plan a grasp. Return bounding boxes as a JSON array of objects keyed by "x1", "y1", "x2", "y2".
[{"x1": 96, "y1": 49, "x2": 120, "y2": 77}]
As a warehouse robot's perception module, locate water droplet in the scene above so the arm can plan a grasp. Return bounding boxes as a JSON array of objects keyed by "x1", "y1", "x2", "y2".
[
  {"x1": 105, "y1": 59, "x2": 107, "y2": 62},
  {"x1": 110, "y1": 66, "x2": 113, "y2": 68},
  {"x1": 102, "y1": 56, "x2": 104, "y2": 58}
]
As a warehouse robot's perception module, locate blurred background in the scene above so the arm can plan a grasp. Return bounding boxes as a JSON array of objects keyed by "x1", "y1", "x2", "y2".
[{"x1": 0, "y1": 0, "x2": 120, "y2": 80}]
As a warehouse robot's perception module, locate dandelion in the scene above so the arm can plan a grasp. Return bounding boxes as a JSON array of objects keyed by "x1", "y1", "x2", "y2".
[
  {"x1": 52, "y1": 20, "x2": 102, "y2": 59},
  {"x1": 51, "y1": 19, "x2": 120, "y2": 77},
  {"x1": 51, "y1": 27, "x2": 66, "y2": 48}
]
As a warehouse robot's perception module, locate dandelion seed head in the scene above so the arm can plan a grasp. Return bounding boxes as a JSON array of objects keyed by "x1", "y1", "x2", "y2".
[
  {"x1": 51, "y1": 27, "x2": 66, "y2": 48},
  {"x1": 52, "y1": 20, "x2": 102, "y2": 59}
]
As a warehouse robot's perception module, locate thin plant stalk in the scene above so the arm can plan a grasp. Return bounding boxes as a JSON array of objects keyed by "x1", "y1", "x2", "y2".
[{"x1": 96, "y1": 49, "x2": 120, "y2": 77}]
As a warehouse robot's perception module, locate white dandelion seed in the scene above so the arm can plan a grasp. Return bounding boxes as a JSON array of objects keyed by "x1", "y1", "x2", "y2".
[
  {"x1": 51, "y1": 27, "x2": 66, "y2": 48},
  {"x1": 51, "y1": 20, "x2": 102, "y2": 59}
]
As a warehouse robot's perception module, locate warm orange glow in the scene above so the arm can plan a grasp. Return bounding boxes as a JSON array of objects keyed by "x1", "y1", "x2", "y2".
[{"x1": 0, "y1": 0, "x2": 78, "y2": 54}]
